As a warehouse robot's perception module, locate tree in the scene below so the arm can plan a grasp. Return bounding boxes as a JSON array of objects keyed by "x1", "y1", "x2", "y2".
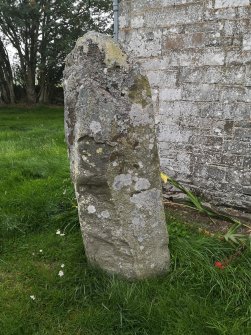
[
  {"x1": 0, "y1": 37, "x2": 15, "y2": 103},
  {"x1": 0, "y1": 0, "x2": 112, "y2": 104},
  {"x1": 36, "y1": 0, "x2": 112, "y2": 103}
]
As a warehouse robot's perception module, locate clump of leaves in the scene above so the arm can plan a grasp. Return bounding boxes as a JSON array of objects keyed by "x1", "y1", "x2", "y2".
[{"x1": 160, "y1": 172, "x2": 251, "y2": 249}]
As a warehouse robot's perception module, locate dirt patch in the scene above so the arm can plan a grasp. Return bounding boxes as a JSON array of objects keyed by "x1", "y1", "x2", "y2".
[{"x1": 164, "y1": 200, "x2": 251, "y2": 236}]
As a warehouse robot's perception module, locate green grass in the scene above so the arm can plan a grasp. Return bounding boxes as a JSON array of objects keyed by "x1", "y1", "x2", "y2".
[
  {"x1": 0, "y1": 105, "x2": 77, "y2": 239},
  {"x1": 0, "y1": 106, "x2": 250, "y2": 335}
]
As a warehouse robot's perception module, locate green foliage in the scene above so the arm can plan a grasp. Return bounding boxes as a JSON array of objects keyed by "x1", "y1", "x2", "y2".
[
  {"x1": 0, "y1": 0, "x2": 113, "y2": 102},
  {"x1": 161, "y1": 173, "x2": 251, "y2": 249},
  {"x1": 0, "y1": 107, "x2": 250, "y2": 335}
]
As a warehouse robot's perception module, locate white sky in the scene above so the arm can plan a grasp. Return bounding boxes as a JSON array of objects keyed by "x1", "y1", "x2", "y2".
[{"x1": 6, "y1": 44, "x2": 16, "y2": 63}]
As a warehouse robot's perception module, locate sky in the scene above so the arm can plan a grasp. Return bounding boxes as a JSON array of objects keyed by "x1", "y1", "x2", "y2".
[{"x1": 6, "y1": 45, "x2": 16, "y2": 63}]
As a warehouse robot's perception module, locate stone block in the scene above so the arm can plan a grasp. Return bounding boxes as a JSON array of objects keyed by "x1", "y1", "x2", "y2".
[
  {"x1": 226, "y1": 50, "x2": 251, "y2": 65},
  {"x1": 64, "y1": 32, "x2": 170, "y2": 279},
  {"x1": 130, "y1": 0, "x2": 196, "y2": 12},
  {"x1": 161, "y1": 49, "x2": 225, "y2": 66},
  {"x1": 163, "y1": 34, "x2": 186, "y2": 50},
  {"x1": 224, "y1": 140, "x2": 251, "y2": 155},
  {"x1": 180, "y1": 66, "x2": 245, "y2": 85},
  {"x1": 159, "y1": 88, "x2": 182, "y2": 101},
  {"x1": 234, "y1": 127, "x2": 251, "y2": 140},
  {"x1": 131, "y1": 16, "x2": 144, "y2": 29},
  {"x1": 223, "y1": 19, "x2": 250, "y2": 36},
  {"x1": 147, "y1": 70, "x2": 178, "y2": 88},
  {"x1": 184, "y1": 21, "x2": 222, "y2": 34},
  {"x1": 158, "y1": 124, "x2": 192, "y2": 143},
  {"x1": 225, "y1": 168, "x2": 244, "y2": 185},
  {"x1": 221, "y1": 154, "x2": 244, "y2": 168},
  {"x1": 159, "y1": 101, "x2": 200, "y2": 118},
  {"x1": 141, "y1": 59, "x2": 167, "y2": 71},
  {"x1": 125, "y1": 29, "x2": 162, "y2": 57},
  {"x1": 182, "y1": 83, "x2": 220, "y2": 101},
  {"x1": 220, "y1": 86, "x2": 246, "y2": 103},
  {"x1": 205, "y1": 7, "x2": 237, "y2": 20},
  {"x1": 201, "y1": 136, "x2": 223, "y2": 149},
  {"x1": 215, "y1": 0, "x2": 250, "y2": 9},
  {"x1": 245, "y1": 64, "x2": 251, "y2": 85},
  {"x1": 237, "y1": 5, "x2": 251, "y2": 19},
  {"x1": 243, "y1": 33, "x2": 251, "y2": 51},
  {"x1": 193, "y1": 150, "x2": 223, "y2": 166},
  {"x1": 144, "y1": 4, "x2": 204, "y2": 28},
  {"x1": 162, "y1": 32, "x2": 208, "y2": 50},
  {"x1": 243, "y1": 156, "x2": 251, "y2": 170}
]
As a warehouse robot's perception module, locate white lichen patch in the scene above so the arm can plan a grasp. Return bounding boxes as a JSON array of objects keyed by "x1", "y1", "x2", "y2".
[
  {"x1": 87, "y1": 205, "x2": 96, "y2": 214},
  {"x1": 82, "y1": 150, "x2": 91, "y2": 157},
  {"x1": 129, "y1": 104, "x2": 151, "y2": 126},
  {"x1": 100, "y1": 210, "x2": 110, "y2": 219},
  {"x1": 90, "y1": 121, "x2": 101, "y2": 134},
  {"x1": 130, "y1": 189, "x2": 162, "y2": 211},
  {"x1": 214, "y1": 128, "x2": 222, "y2": 135},
  {"x1": 113, "y1": 174, "x2": 132, "y2": 190},
  {"x1": 134, "y1": 178, "x2": 151, "y2": 191},
  {"x1": 132, "y1": 217, "x2": 145, "y2": 228}
]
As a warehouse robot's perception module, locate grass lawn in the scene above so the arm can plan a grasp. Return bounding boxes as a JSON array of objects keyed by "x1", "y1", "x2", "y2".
[{"x1": 0, "y1": 106, "x2": 250, "y2": 335}]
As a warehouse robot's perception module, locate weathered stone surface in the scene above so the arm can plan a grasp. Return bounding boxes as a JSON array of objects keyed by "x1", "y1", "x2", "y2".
[
  {"x1": 64, "y1": 32, "x2": 170, "y2": 279},
  {"x1": 215, "y1": 0, "x2": 250, "y2": 9},
  {"x1": 120, "y1": 0, "x2": 251, "y2": 212}
]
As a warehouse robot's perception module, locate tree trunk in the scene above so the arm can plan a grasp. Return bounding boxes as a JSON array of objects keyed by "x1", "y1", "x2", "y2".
[
  {"x1": 0, "y1": 39, "x2": 16, "y2": 103},
  {"x1": 8, "y1": 81, "x2": 15, "y2": 104},
  {"x1": 26, "y1": 69, "x2": 36, "y2": 104},
  {"x1": 38, "y1": 83, "x2": 49, "y2": 104},
  {"x1": 0, "y1": 84, "x2": 8, "y2": 103}
]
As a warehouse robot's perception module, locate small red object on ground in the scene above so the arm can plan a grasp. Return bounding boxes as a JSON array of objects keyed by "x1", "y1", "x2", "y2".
[{"x1": 214, "y1": 261, "x2": 224, "y2": 269}]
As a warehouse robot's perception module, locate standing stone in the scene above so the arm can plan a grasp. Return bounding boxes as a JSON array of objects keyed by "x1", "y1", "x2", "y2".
[{"x1": 64, "y1": 31, "x2": 170, "y2": 279}]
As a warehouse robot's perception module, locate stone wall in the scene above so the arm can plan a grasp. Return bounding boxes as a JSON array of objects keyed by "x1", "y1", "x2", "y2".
[{"x1": 119, "y1": 0, "x2": 251, "y2": 211}]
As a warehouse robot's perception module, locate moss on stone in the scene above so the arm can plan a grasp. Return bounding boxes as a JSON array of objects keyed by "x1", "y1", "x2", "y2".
[{"x1": 128, "y1": 75, "x2": 152, "y2": 108}]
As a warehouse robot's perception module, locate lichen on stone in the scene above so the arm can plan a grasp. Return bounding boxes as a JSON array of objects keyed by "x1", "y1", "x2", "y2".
[
  {"x1": 128, "y1": 75, "x2": 152, "y2": 108},
  {"x1": 76, "y1": 31, "x2": 128, "y2": 69},
  {"x1": 64, "y1": 31, "x2": 170, "y2": 279}
]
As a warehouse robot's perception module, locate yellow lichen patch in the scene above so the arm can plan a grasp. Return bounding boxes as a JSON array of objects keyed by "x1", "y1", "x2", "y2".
[
  {"x1": 96, "y1": 148, "x2": 103, "y2": 154},
  {"x1": 76, "y1": 32, "x2": 128, "y2": 69},
  {"x1": 103, "y1": 40, "x2": 128, "y2": 69}
]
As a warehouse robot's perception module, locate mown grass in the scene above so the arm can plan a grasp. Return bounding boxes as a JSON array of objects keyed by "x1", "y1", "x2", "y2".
[
  {"x1": 0, "y1": 106, "x2": 250, "y2": 335},
  {"x1": 0, "y1": 105, "x2": 77, "y2": 239}
]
